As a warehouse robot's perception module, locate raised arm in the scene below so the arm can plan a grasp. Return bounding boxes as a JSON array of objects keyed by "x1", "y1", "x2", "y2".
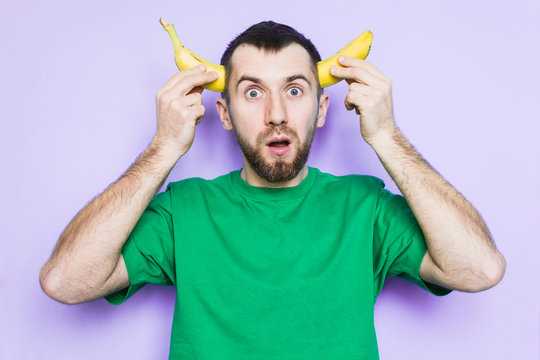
[
  {"x1": 39, "y1": 66, "x2": 218, "y2": 304},
  {"x1": 331, "y1": 56, "x2": 506, "y2": 292}
]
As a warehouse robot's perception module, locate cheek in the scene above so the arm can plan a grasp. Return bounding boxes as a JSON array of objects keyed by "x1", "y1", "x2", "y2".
[
  {"x1": 232, "y1": 98, "x2": 265, "y2": 119},
  {"x1": 291, "y1": 100, "x2": 318, "y2": 124},
  {"x1": 229, "y1": 107, "x2": 262, "y2": 140}
]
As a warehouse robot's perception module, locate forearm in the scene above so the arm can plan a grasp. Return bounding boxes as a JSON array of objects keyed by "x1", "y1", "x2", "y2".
[
  {"x1": 40, "y1": 139, "x2": 180, "y2": 301},
  {"x1": 329, "y1": 56, "x2": 504, "y2": 291},
  {"x1": 368, "y1": 126, "x2": 505, "y2": 291}
]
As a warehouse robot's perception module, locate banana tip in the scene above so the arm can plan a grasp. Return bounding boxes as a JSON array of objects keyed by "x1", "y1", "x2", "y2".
[{"x1": 160, "y1": 17, "x2": 169, "y2": 28}]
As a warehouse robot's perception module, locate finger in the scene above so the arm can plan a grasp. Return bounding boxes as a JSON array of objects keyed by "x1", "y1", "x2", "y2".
[
  {"x1": 188, "y1": 86, "x2": 204, "y2": 96},
  {"x1": 338, "y1": 55, "x2": 391, "y2": 83},
  {"x1": 159, "y1": 66, "x2": 206, "y2": 93},
  {"x1": 170, "y1": 68, "x2": 219, "y2": 97},
  {"x1": 193, "y1": 105, "x2": 206, "y2": 125},
  {"x1": 345, "y1": 89, "x2": 360, "y2": 110},
  {"x1": 345, "y1": 92, "x2": 368, "y2": 113},
  {"x1": 344, "y1": 83, "x2": 373, "y2": 111},
  {"x1": 184, "y1": 92, "x2": 203, "y2": 106},
  {"x1": 330, "y1": 64, "x2": 384, "y2": 87}
]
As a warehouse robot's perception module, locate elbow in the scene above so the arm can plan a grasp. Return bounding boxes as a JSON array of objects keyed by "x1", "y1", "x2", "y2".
[
  {"x1": 485, "y1": 252, "x2": 506, "y2": 289},
  {"x1": 39, "y1": 265, "x2": 84, "y2": 305},
  {"x1": 464, "y1": 252, "x2": 507, "y2": 293}
]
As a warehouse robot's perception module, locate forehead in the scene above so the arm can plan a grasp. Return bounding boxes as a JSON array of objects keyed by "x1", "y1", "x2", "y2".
[{"x1": 229, "y1": 43, "x2": 317, "y2": 83}]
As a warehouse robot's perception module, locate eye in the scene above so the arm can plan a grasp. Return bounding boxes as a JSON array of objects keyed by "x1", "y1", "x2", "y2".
[
  {"x1": 287, "y1": 87, "x2": 302, "y2": 96},
  {"x1": 245, "y1": 88, "x2": 262, "y2": 98}
]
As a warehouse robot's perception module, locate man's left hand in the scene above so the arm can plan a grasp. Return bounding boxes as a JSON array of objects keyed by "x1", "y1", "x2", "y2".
[{"x1": 330, "y1": 55, "x2": 396, "y2": 144}]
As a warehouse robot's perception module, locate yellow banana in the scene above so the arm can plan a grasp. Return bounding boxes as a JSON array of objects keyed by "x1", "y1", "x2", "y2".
[
  {"x1": 160, "y1": 18, "x2": 226, "y2": 92},
  {"x1": 317, "y1": 30, "x2": 373, "y2": 88},
  {"x1": 160, "y1": 17, "x2": 372, "y2": 92}
]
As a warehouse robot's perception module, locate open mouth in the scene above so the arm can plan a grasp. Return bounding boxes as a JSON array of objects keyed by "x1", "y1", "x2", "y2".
[
  {"x1": 267, "y1": 139, "x2": 290, "y2": 147},
  {"x1": 266, "y1": 137, "x2": 291, "y2": 155}
]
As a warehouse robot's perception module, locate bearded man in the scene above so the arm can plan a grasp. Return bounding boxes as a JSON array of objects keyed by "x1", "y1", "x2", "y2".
[{"x1": 40, "y1": 21, "x2": 505, "y2": 360}]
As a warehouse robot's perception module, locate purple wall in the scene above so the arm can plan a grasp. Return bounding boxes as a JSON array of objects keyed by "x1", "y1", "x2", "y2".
[{"x1": 2, "y1": 0, "x2": 538, "y2": 358}]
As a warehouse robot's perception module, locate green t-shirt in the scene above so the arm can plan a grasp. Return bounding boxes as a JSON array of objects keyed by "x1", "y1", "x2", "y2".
[{"x1": 105, "y1": 167, "x2": 451, "y2": 359}]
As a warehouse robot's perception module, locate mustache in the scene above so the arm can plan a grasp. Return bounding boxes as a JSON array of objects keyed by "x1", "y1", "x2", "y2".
[{"x1": 256, "y1": 124, "x2": 298, "y2": 144}]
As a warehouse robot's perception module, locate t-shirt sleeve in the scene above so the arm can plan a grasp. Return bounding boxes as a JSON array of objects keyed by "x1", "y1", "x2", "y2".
[
  {"x1": 104, "y1": 184, "x2": 176, "y2": 305},
  {"x1": 372, "y1": 180, "x2": 452, "y2": 298}
]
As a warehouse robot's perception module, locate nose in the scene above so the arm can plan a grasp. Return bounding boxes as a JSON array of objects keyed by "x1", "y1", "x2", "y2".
[{"x1": 265, "y1": 92, "x2": 288, "y2": 126}]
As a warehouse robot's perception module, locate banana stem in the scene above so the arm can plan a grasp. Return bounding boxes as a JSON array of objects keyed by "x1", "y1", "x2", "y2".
[{"x1": 160, "y1": 17, "x2": 183, "y2": 49}]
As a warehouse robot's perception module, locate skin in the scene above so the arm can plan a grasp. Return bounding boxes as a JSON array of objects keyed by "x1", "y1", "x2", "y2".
[
  {"x1": 330, "y1": 55, "x2": 506, "y2": 291},
  {"x1": 39, "y1": 66, "x2": 219, "y2": 304},
  {"x1": 216, "y1": 43, "x2": 329, "y2": 188},
  {"x1": 39, "y1": 42, "x2": 505, "y2": 306}
]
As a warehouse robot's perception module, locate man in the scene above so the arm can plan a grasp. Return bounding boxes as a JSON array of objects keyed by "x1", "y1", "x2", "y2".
[{"x1": 40, "y1": 21, "x2": 505, "y2": 359}]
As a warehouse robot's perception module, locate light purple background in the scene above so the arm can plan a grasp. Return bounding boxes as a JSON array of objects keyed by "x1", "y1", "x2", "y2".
[{"x1": 2, "y1": 0, "x2": 539, "y2": 359}]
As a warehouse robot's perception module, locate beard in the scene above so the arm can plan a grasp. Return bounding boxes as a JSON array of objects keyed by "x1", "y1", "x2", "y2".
[{"x1": 231, "y1": 116, "x2": 318, "y2": 184}]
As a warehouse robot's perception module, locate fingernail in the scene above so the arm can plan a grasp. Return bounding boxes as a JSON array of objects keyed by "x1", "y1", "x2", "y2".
[
  {"x1": 330, "y1": 66, "x2": 337, "y2": 74},
  {"x1": 198, "y1": 64, "x2": 206, "y2": 71},
  {"x1": 338, "y1": 56, "x2": 345, "y2": 63}
]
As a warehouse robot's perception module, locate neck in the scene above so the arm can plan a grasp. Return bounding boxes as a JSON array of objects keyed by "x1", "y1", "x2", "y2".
[{"x1": 240, "y1": 164, "x2": 309, "y2": 188}]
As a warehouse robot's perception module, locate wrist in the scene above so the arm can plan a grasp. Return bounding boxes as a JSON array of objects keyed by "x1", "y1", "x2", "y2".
[
  {"x1": 147, "y1": 137, "x2": 185, "y2": 166},
  {"x1": 365, "y1": 124, "x2": 400, "y2": 152}
]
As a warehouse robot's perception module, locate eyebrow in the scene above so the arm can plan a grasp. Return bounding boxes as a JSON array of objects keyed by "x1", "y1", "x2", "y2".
[{"x1": 236, "y1": 74, "x2": 312, "y2": 90}]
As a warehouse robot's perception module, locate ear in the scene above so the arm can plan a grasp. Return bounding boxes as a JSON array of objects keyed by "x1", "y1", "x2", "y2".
[
  {"x1": 216, "y1": 97, "x2": 233, "y2": 130},
  {"x1": 316, "y1": 93, "x2": 329, "y2": 128}
]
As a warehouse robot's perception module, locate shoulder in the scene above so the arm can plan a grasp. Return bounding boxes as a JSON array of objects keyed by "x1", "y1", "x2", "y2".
[
  {"x1": 162, "y1": 171, "x2": 238, "y2": 204},
  {"x1": 311, "y1": 167, "x2": 386, "y2": 192},
  {"x1": 160, "y1": 171, "x2": 239, "y2": 214},
  {"x1": 307, "y1": 167, "x2": 389, "y2": 210},
  {"x1": 166, "y1": 171, "x2": 236, "y2": 191}
]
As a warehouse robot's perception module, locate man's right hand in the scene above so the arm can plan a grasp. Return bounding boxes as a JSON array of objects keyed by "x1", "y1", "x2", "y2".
[{"x1": 152, "y1": 65, "x2": 219, "y2": 158}]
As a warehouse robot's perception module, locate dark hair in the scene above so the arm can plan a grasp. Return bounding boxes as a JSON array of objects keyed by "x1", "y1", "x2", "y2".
[{"x1": 220, "y1": 21, "x2": 322, "y2": 102}]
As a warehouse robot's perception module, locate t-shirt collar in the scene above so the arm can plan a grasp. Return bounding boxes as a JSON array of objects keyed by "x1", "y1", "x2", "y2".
[{"x1": 230, "y1": 166, "x2": 318, "y2": 201}]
